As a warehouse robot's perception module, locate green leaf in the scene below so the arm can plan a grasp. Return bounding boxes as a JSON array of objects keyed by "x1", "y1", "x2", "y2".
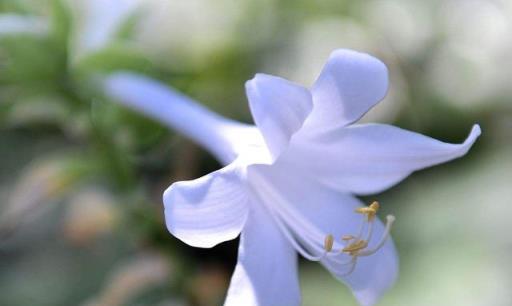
[
  {"x1": 74, "y1": 43, "x2": 153, "y2": 75},
  {"x1": 115, "y1": 9, "x2": 142, "y2": 41},
  {"x1": 0, "y1": 35, "x2": 63, "y2": 87},
  {"x1": 50, "y1": 0, "x2": 71, "y2": 48}
]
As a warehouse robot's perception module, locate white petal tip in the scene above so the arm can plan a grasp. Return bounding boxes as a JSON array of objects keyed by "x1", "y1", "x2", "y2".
[
  {"x1": 252, "y1": 72, "x2": 272, "y2": 80},
  {"x1": 245, "y1": 73, "x2": 280, "y2": 90},
  {"x1": 330, "y1": 49, "x2": 366, "y2": 58},
  {"x1": 471, "y1": 124, "x2": 482, "y2": 137},
  {"x1": 465, "y1": 124, "x2": 482, "y2": 146},
  {"x1": 451, "y1": 124, "x2": 481, "y2": 159},
  {"x1": 354, "y1": 292, "x2": 379, "y2": 306},
  {"x1": 329, "y1": 49, "x2": 388, "y2": 71}
]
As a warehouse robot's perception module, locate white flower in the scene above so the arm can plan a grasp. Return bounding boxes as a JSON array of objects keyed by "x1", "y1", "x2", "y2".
[{"x1": 104, "y1": 49, "x2": 481, "y2": 306}]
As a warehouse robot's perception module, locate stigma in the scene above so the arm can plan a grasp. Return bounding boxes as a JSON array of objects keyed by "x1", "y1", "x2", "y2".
[{"x1": 315, "y1": 201, "x2": 396, "y2": 276}]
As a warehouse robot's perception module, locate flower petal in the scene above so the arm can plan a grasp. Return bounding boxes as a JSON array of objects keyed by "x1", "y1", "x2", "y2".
[
  {"x1": 307, "y1": 49, "x2": 388, "y2": 130},
  {"x1": 224, "y1": 203, "x2": 301, "y2": 306},
  {"x1": 245, "y1": 73, "x2": 313, "y2": 159},
  {"x1": 163, "y1": 163, "x2": 249, "y2": 248},
  {"x1": 247, "y1": 163, "x2": 398, "y2": 306},
  {"x1": 288, "y1": 123, "x2": 481, "y2": 195},
  {"x1": 105, "y1": 72, "x2": 265, "y2": 165}
]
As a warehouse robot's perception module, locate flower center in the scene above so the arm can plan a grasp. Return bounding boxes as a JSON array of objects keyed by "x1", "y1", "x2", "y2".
[{"x1": 314, "y1": 201, "x2": 396, "y2": 276}]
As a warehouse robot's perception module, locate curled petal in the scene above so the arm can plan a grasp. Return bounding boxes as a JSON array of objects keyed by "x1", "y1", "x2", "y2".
[
  {"x1": 307, "y1": 49, "x2": 389, "y2": 131},
  {"x1": 287, "y1": 124, "x2": 481, "y2": 195},
  {"x1": 163, "y1": 163, "x2": 249, "y2": 248},
  {"x1": 246, "y1": 73, "x2": 312, "y2": 159}
]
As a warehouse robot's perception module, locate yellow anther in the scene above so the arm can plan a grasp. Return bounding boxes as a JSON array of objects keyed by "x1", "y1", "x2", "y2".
[
  {"x1": 324, "y1": 234, "x2": 334, "y2": 252},
  {"x1": 355, "y1": 207, "x2": 372, "y2": 214},
  {"x1": 342, "y1": 240, "x2": 368, "y2": 255},
  {"x1": 369, "y1": 201, "x2": 380, "y2": 212},
  {"x1": 355, "y1": 201, "x2": 380, "y2": 221},
  {"x1": 314, "y1": 200, "x2": 394, "y2": 277}
]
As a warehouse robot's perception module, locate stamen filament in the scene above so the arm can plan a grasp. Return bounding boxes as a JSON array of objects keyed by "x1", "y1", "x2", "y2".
[
  {"x1": 339, "y1": 257, "x2": 358, "y2": 276},
  {"x1": 365, "y1": 217, "x2": 375, "y2": 242},
  {"x1": 317, "y1": 201, "x2": 396, "y2": 276},
  {"x1": 359, "y1": 215, "x2": 395, "y2": 257},
  {"x1": 355, "y1": 217, "x2": 367, "y2": 241}
]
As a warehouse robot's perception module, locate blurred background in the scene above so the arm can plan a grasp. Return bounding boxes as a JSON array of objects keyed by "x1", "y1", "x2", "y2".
[{"x1": 0, "y1": 0, "x2": 511, "y2": 305}]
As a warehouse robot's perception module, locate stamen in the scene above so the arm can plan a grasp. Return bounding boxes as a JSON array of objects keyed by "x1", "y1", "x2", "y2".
[
  {"x1": 359, "y1": 215, "x2": 395, "y2": 257},
  {"x1": 365, "y1": 216, "x2": 375, "y2": 241},
  {"x1": 354, "y1": 216, "x2": 367, "y2": 241},
  {"x1": 369, "y1": 201, "x2": 380, "y2": 211},
  {"x1": 341, "y1": 235, "x2": 354, "y2": 241},
  {"x1": 319, "y1": 201, "x2": 396, "y2": 276},
  {"x1": 342, "y1": 239, "x2": 368, "y2": 255},
  {"x1": 324, "y1": 234, "x2": 334, "y2": 252},
  {"x1": 355, "y1": 200, "x2": 379, "y2": 221},
  {"x1": 339, "y1": 256, "x2": 358, "y2": 276}
]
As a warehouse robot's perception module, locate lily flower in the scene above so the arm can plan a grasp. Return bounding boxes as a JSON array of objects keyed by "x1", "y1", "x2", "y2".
[{"x1": 104, "y1": 49, "x2": 481, "y2": 306}]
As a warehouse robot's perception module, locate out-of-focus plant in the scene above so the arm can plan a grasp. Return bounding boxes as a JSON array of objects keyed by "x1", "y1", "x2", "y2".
[
  {"x1": 0, "y1": 1, "x2": 181, "y2": 305},
  {"x1": 80, "y1": 252, "x2": 172, "y2": 306},
  {"x1": 0, "y1": 156, "x2": 96, "y2": 237},
  {"x1": 1, "y1": 0, "x2": 159, "y2": 209}
]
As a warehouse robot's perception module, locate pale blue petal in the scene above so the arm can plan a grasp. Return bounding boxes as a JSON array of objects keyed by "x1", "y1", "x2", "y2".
[
  {"x1": 287, "y1": 124, "x2": 481, "y2": 195},
  {"x1": 163, "y1": 163, "x2": 248, "y2": 248},
  {"x1": 306, "y1": 49, "x2": 388, "y2": 131},
  {"x1": 245, "y1": 73, "x2": 312, "y2": 159},
  {"x1": 224, "y1": 203, "x2": 301, "y2": 306}
]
